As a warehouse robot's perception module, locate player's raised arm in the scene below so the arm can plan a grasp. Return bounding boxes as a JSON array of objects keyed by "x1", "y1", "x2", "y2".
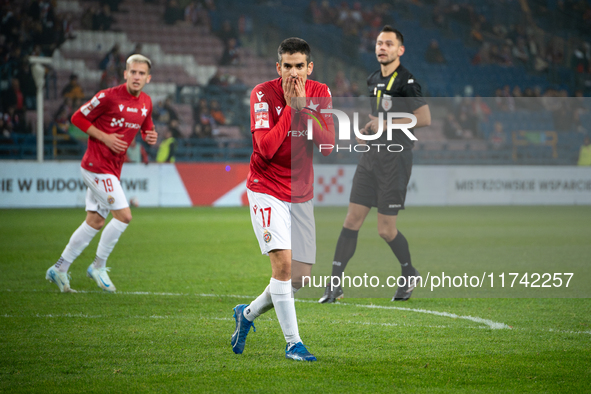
[
  {"x1": 307, "y1": 86, "x2": 335, "y2": 156},
  {"x1": 250, "y1": 87, "x2": 293, "y2": 161}
]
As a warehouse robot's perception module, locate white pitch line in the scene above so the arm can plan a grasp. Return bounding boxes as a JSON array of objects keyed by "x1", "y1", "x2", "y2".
[
  {"x1": 336, "y1": 302, "x2": 512, "y2": 330},
  {"x1": 2, "y1": 298, "x2": 590, "y2": 335},
  {"x1": 0, "y1": 314, "x2": 479, "y2": 331},
  {"x1": 1, "y1": 313, "x2": 172, "y2": 320},
  {"x1": 2, "y1": 289, "x2": 509, "y2": 329},
  {"x1": 4, "y1": 314, "x2": 588, "y2": 335},
  {"x1": 17, "y1": 289, "x2": 591, "y2": 333}
]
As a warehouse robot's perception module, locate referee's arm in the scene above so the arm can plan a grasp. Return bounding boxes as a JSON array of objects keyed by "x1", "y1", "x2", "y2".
[
  {"x1": 387, "y1": 104, "x2": 431, "y2": 129},
  {"x1": 411, "y1": 104, "x2": 431, "y2": 128}
]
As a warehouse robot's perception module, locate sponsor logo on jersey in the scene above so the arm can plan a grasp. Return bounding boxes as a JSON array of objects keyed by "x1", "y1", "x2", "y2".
[
  {"x1": 107, "y1": 195, "x2": 115, "y2": 204},
  {"x1": 98, "y1": 92, "x2": 105, "y2": 98},
  {"x1": 127, "y1": 107, "x2": 138, "y2": 113},
  {"x1": 254, "y1": 102, "x2": 269, "y2": 129},
  {"x1": 141, "y1": 106, "x2": 148, "y2": 117},
  {"x1": 81, "y1": 103, "x2": 93, "y2": 116},
  {"x1": 255, "y1": 112, "x2": 269, "y2": 129},
  {"x1": 288, "y1": 130, "x2": 308, "y2": 137},
  {"x1": 254, "y1": 102, "x2": 268, "y2": 113},
  {"x1": 377, "y1": 83, "x2": 385, "y2": 87},
  {"x1": 408, "y1": 79, "x2": 414, "y2": 84},
  {"x1": 94, "y1": 177, "x2": 99, "y2": 184},
  {"x1": 110, "y1": 118, "x2": 125, "y2": 127},
  {"x1": 253, "y1": 204, "x2": 258, "y2": 214},
  {"x1": 275, "y1": 106, "x2": 282, "y2": 115},
  {"x1": 263, "y1": 229, "x2": 272, "y2": 243},
  {"x1": 256, "y1": 91, "x2": 264, "y2": 102},
  {"x1": 327, "y1": 87, "x2": 332, "y2": 97},
  {"x1": 119, "y1": 104, "x2": 124, "y2": 112},
  {"x1": 125, "y1": 122, "x2": 141, "y2": 129},
  {"x1": 81, "y1": 96, "x2": 101, "y2": 116},
  {"x1": 388, "y1": 204, "x2": 402, "y2": 208}
]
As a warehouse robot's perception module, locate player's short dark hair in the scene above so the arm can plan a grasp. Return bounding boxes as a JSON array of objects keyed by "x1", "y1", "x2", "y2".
[
  {"x1": 277, "y1": 38, "x2": 311, "y2": 64},
  {"x1": 380, "y1": 25, "x2": 404, "y2": 45}
]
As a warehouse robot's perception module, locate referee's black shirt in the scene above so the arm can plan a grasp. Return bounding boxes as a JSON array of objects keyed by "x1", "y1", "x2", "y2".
[{"x1": 366, "y1": 64, "x2": 426, "y2": 150}]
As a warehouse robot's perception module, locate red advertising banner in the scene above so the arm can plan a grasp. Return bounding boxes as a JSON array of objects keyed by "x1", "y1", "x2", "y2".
[{"x1": 175, "y1": 163, "x2": 250, "y2": 206}]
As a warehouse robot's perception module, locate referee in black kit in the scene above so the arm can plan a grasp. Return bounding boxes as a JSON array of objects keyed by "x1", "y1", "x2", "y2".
[{"x1": 319, "y1": 25, "x2": 431, "y2": 303}]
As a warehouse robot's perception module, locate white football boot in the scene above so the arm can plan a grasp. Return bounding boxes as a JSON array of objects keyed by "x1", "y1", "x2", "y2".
[
  {"x1": 46, "y1": 266, "x2": 77, "y2": 293},
  {"x1": 87, "y1": 264, "x2": 117, "y2": 293}
]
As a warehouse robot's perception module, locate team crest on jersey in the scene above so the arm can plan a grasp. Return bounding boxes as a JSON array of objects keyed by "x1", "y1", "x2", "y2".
[
  {"x1": 382, "y1": 95, "x2": 392, "y2": 111},
  {"x1": 107, "y1": 195, "x2": 115, "y2": 204},
  {"x1": 263, "y1": 230, "x2": 272, "y2": 243}
]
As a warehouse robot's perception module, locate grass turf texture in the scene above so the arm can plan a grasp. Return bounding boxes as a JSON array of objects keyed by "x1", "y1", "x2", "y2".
[{"x1": 0, "y1": 206, "x2": 589, "y2": 393}]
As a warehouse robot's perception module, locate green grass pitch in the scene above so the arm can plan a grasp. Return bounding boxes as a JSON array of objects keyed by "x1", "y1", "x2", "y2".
[{"x1": 1, "y1": 206, "x2": 590, "y2": 393}]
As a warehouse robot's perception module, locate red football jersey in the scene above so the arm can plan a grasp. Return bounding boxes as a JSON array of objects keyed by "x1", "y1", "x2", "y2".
[
  {"x1": 72, "y1": 84, "x2": 154, "y2": 179},
  {"x1": 247, "y1": 78, "x2": 334, "y2": 203}
]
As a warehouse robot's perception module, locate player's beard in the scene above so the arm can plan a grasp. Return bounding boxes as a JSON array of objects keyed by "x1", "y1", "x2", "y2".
[{"x1": 377, "y1": 54, "x2": 397, "y2": 66}]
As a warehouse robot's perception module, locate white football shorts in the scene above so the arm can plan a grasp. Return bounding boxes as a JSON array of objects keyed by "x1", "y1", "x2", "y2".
[
  {"x1": 247, "y1": 189, "x2": 316, "y2": 264},
  {"x1": 81, "y1": 167, "x2": 129, "y2": 218}
]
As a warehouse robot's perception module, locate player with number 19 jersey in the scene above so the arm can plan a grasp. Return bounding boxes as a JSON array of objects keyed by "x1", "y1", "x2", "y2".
[
  {"x1": 72, "y1": 84, "x2": 154, "y2": 180},
  {"x1": 247, "y1": 77, "x2": 334, "y2": 203}
]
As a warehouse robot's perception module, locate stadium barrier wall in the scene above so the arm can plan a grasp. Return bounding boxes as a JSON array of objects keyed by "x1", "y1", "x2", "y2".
[
  {"x1": 0, "y1": 161, "x2": 190, "y2": 208},
  {"x1": 1, "y1": 162, "x2": 590, "y2": 208},
  {"x1": 314, "y1": 165, "x2": 591, "y2": 206}
]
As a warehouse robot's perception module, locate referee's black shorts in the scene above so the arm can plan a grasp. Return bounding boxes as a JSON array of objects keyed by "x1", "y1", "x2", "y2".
[{"x1": 349, "y1": 150, "x2": 413, "y2": 216}]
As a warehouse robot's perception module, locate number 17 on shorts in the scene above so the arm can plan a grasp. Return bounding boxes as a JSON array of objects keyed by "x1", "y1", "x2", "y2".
[{"x1": 247, "y1": 189, "x2": 291, "y2": 256}]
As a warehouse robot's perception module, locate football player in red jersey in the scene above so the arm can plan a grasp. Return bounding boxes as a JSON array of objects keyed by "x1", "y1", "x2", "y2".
[
  {"x1": 45, "y1": 54, "x2": 157, "y2": 293},
  {"x1": 231, "y1": 38, "x2": 335, "y2": 361}
]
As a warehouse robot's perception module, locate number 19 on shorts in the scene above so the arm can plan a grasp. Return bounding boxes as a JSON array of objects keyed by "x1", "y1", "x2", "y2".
[{"x1": 101, "y1": 179, "x2": 114, "y2": 192}]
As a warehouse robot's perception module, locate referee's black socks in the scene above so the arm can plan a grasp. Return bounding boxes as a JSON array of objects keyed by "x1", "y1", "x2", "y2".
[
  {"x1": 387, "y1": 231, "x2": 414, "y2": 276},
  {"x1": 330, "y1": 227, "x2": 359, "y2": 280}
]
